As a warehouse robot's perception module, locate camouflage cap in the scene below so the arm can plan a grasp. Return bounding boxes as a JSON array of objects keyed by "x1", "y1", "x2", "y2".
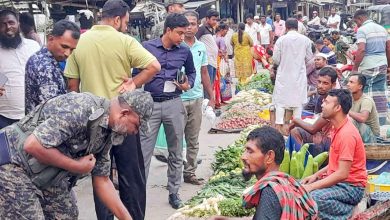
[{"x1": 118, "y1": 90, "x2": 153, "y2": 133}]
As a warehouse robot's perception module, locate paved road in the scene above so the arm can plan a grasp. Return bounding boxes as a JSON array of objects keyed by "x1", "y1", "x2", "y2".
[{"x1": 75, "y1": 118, "x2": 240, "y2": 220}]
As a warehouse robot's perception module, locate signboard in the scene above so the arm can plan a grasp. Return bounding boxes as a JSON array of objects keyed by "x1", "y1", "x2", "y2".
[{"x1": 272, "y1": 2, "x2": 288, "y2": 8}]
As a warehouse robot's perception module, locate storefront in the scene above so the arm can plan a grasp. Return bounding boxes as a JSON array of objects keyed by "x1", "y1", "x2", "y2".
[{"x1": 219, "y1": 0, "x2": 296, "y2": 23}]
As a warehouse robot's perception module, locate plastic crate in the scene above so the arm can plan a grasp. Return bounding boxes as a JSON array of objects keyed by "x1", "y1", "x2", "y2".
[
  {"x1": 370, "y1": 192, "x2": 390, "y2": 202},
  {"x1": 301, "y1": 110, "x2": 315, "y2": 120},
  {"x1": 367, "y1": 175, "x2": 390, "y2": 193}
]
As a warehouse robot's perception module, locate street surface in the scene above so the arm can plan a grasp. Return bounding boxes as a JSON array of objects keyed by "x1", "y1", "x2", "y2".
[{"x1": 75, "y1": 118, "x2": 240, "y2": 220}]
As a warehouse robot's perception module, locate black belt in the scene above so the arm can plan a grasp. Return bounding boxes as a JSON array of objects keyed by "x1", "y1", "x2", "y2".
[{"x1": 152, "y1": 96, "x2": 179, "y2": 102}]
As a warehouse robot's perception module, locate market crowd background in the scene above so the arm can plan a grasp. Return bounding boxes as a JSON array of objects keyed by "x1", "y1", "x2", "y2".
[{"x1": 0, "y1": 0, "x2": 389, "y2": 219}]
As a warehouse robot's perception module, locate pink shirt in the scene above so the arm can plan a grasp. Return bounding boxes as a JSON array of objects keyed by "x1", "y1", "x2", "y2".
[{"x1": 274, "y1": 20, "x2": 286, "y2": 37}]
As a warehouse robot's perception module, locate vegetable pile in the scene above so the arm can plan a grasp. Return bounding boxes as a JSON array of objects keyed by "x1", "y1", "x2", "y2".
[
  {"x1": 215, "y1": 90, "x2": 271, "y2": 130},
  {"x1": 169, "y1": 126, "x2": 262, "y2": 219},
  {"x1": 237, "y1": 73, "x2": 274, "y2": 93},
  {"x1": 171, "y1": 171, "x2": 256, "y2": 219},
  {"x1": 279, "y1": 144, "x2": 329, "y2": 179},
  {"x1": 212, "y1": 125, "x2": 262, "y2": 174},
  {"x1": 226, "y1": 90, "x2": 272, "y2": 110}
]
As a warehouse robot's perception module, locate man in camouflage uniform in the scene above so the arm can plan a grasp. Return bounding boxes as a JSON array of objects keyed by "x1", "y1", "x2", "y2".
[
  {"x1": 331, "y1": 30, "x2": 350, "y2": 64},
  {"x1": 0, "y1": 90, "x2": 153, "y2": 220},
  {"x1": 150, "y1": 0, "x2": 186, "y2": 39}
]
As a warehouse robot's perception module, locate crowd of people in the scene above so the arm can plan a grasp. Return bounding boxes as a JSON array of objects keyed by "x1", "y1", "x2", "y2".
[{"x1": 0, "y1": 0, "x2": 389, "y2": 219}]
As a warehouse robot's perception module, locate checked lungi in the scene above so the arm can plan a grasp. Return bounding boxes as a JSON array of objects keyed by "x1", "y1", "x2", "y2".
[
  {"x1": 311, "y1": 182, "x2": 365, "y2": 220},
  {"x1": 361, "y1": 65, "x2": 388, "y2": 125}
]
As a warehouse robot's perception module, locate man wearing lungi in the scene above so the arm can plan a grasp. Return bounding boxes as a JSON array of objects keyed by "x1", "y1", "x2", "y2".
[
  {"x1": 353, "y1": 9, "x2": 390, "y2": 125},
  {"x1": 301, "y1": 89, "x2": 367, "y2": 219}
]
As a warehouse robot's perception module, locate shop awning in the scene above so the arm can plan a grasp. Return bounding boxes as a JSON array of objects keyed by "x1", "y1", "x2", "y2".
[
  {"x1": 153, "y1": 0, "x2": 216, "y2": 10},
  {"x1": 184, "y1": 0, "x2": 216, "y2": 10}
]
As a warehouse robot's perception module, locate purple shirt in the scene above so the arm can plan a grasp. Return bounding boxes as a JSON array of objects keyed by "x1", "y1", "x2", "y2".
[
  {"x1": 133, "y1": 39, "x2": 196, "y2": 98},
  {"x1": 216, "y1": 36, "x2": 227, "y2": 55}
]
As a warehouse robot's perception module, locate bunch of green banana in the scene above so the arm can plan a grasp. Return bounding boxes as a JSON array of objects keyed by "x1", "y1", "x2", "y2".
[{"x1": 279, "y1": 143, "x2": 328, "y2": 179}]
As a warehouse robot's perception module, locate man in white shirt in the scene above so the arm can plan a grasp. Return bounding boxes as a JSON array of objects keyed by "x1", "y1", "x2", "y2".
[
  {"x1": 245, "y1": 14, "x2": 260, "y2": 45},
  {"x1": 327, "y1": 8, "x2": 341, "y2": 31},
  {"x1": 258, "y1": 15, "x2": 273, "y2": 48},
  {"x1": 272, "y1": 18, "x2": 313, "y2": 134},
  {"x1": 297, "y1": 13, "x2": 307, "y2": 35},
  {"x1": 0, "y1": 9, "x2": 40, "y2": 128},
  {"x1": 254, "y1": 15, "x2": 260, "y2": 24},
  {"x1": 308, "y1": 11, "x2": 321, "y2": 26},
  {"x1": 224, "y1": 18, "x2": 235, "y2": 76}
]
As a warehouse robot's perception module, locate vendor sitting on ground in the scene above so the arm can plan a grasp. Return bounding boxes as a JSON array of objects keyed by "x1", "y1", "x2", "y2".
[
  {"x1": 347, "y1": 74, "x2": 380, "y2": 143},
  {"x1": 289, "y1": 67, "x2": 337, "y2": 156},
  {"x1": 241, "y1": 126, "x2": 318, "y2": 220},
  {"x1": 301, "y1": 89, "x2": 367, "y2": 220},
  {"x1": 305, "y1": 54, "x2": 331, "y2": 113}
]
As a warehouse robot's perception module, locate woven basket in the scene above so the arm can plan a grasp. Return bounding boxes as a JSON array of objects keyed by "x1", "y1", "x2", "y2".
[{"x1": 365, "y1": 144, "x2": 390, "y2": 160}]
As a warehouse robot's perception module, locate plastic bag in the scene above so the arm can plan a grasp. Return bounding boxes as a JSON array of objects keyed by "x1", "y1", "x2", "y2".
[
  {"x1": 155, "y1": 125, "x2": 186, "y2": 149},
  {"x1": 219, "y1": 59, "x2": 229, "y2": 77},
  {"x1": 221, "y1": 76, "x2": 232, "y2": 102},
  {"x1": 202, "y1": 99, "x2": 216, "y2": 125}
]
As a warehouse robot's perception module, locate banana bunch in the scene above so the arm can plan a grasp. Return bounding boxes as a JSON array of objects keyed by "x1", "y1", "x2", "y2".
[{"x1": 279, "y1": 144, "x2": 328, "y2": 179}]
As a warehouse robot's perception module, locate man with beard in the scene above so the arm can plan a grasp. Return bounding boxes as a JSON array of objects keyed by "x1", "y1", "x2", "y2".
[
  {"x1": 0, "y1": 90, "x2": 153, "y2": 220},
  {"x1": 302, "y1": 89, "x2": 367, "y2": 219},
  {"x1": 0, "y1": 10, "x2": 40, "y2": 129},
  {"x1": 25, "y1": 20, "x2": 80, "y2": 114},
  {"x1": 241, "y1": 126, "x2": 318, "y2": 220},
  {"x1": 289, "y1": 67, "x2": 337, "y2": 157},
  {"x1": 65, "y1": 0, "x2": 160, "y2": 219}
]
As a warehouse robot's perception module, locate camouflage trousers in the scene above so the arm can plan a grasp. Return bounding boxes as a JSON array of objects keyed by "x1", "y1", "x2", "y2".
[{"x1": 0, "y1": 164, "x2": 78, "y2": 220}]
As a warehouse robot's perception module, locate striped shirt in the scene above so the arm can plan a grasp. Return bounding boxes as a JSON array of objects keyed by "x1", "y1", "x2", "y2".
[
  {"x1": 196, "y1": 25, "x2": 218, "y2": 68},
  {"x1": 356, "y1": 20, "x2": 390, "y2": 70}
]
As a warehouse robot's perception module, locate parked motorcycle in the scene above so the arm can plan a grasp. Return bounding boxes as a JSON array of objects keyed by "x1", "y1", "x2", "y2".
[{"x1": 307, "y1": 24, "x2": 330, "y2": 42}]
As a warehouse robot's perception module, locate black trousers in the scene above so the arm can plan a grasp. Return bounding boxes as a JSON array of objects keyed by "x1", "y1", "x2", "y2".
[{"x1": 93, "y1": 134, "x2": 146, "y2": 220}]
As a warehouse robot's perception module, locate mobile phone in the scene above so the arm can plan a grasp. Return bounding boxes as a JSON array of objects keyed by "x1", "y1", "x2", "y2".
[
  {"x1": 176, "y1": 70, "x2": 185, "y2": 84},
  {"x1": 0, "y1": 74, "x2": 8, "y2": 87}
]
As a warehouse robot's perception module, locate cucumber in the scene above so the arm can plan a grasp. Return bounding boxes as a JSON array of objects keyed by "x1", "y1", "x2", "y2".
[
  {"x1": 279, "y1": 150, "x2": 290, "y2": 173},
  {"x1": 302, "y1": 155, "x2": 314, "y2": 179},
  {"x1": 313, "y1": 152, "x2": 329, "y2": 167},
  {"x1": 290, "y1": 156, "x2": 300, "y2": 179}
]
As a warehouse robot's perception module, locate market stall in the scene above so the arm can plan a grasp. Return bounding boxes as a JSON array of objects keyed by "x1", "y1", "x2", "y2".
[
  {"x1": 169, "y1": 125, "x2": 390, "y2": 219},
  {"x1": 210, "y1": 73, "x2": 274, "y2": 134}
]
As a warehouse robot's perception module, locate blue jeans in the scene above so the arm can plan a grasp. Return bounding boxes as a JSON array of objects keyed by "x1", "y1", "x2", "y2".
[
  {"x1": 0, "y1": 115, "x2": 18, "y2": 129},
  {"x1": 207, "y1": 65, "x2": 216, "y2": 87},
  {"x1": 205, "y1": 65, "x2": 216, "y2": 99}
]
